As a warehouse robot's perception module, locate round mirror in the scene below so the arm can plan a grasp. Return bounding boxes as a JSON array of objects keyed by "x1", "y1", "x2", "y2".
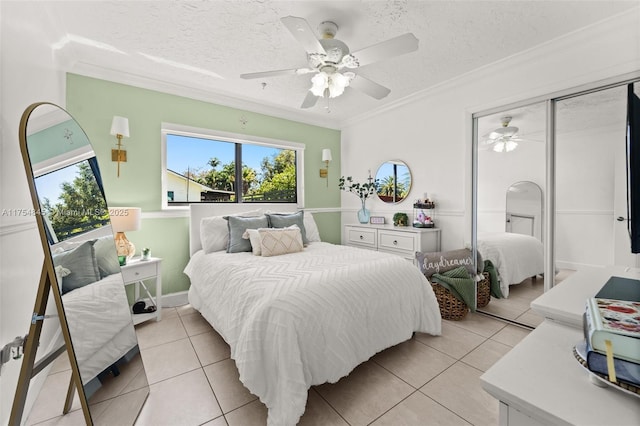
[{"x1": 375, "y1": 160, "x2": 412, "y2": 203}]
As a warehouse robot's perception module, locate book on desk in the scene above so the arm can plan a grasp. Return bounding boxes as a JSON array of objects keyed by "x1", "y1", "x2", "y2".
[{"x1": 578, "y1": 275, "x2": 640, "y2": 388}]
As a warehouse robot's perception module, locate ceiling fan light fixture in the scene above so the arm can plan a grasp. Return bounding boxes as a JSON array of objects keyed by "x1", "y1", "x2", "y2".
[
  {"x1": 493, "y1": 140, "x2": 518, "y2": 153},
  {"x1": 310, "y1": 71, "x2": 354, "y2": 98}
]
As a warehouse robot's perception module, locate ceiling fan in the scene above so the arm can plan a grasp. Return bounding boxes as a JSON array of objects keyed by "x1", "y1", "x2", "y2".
[
  {"x1": 240, "y1": 16, "x2": 419, "y2": 109},
  {"x1": 480, "y1": 116, "x2": 526, "y2": 152}
]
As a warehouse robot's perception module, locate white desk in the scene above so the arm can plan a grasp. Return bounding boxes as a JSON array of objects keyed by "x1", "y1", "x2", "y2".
[
  {"x1": 531, "y1": 265, "x2": 640, "y2": 328},
  {"x1": 481, "y1": 266, "x2": 640, "y2": 426}
]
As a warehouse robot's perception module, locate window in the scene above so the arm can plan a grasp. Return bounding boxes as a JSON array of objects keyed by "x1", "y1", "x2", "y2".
[{"x1": 162, "y1": 124, "x2": 304, "y2": 207}]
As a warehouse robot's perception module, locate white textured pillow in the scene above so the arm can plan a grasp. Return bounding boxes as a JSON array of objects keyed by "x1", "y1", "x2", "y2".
[
  {"x1": 200, "y1": 209, "x2": 261, "y2": 253},
  {"x1": 242, "y1": 229, "x2": 262, "y2": 256},
  {"x1": 304, "y1": 212, "x2": 321, "y2": 243},
  {"x1": 259, "y1": 227, "x2": 304, "y2": 257}
]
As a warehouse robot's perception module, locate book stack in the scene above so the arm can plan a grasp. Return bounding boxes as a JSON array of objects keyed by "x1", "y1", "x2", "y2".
[{"x1": 577, "y1": 276, "x2": 640, "y2": 393}]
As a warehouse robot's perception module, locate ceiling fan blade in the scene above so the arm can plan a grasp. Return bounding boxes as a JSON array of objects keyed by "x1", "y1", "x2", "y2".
[
  {"x1": 281, "y1": 16, "x2": 326, "y2": 55},
  {"x1": 301, "y1": 91, "x2": 319, "y2": 109},
  {"x1": 351, "y1": 33, "x2": 419, "y2": 67},
  {"x1": 349, "y1": 75, "x2": 391, "y2": 100},
  {"x1": 240, "y1": 69, "x2": 299, "y2": 79}
]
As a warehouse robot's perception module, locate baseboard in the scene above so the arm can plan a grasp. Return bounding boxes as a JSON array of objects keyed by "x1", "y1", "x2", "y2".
[{"x1": 161, "y1": 290, "x2": 189, "y2": 307}]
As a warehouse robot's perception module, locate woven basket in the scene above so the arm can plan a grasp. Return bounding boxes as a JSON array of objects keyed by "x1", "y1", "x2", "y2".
[
  {"x1": 431, "y1": 282, "x2": 469, "y2": 320},
  {"x1": 477, "y1": 272, "x2": 491, "y2": 308}
]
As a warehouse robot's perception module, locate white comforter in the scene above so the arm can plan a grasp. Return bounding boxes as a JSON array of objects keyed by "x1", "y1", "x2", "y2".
[
  {"x1": 62, "y1": 273, "x2": 137, "y2": 384},
  {"x1": 185, "y1": 242, "x2": 441, "y2": 425},
  {"x1": 477, "y1": 232, "x2": 544, "y2": 297}
]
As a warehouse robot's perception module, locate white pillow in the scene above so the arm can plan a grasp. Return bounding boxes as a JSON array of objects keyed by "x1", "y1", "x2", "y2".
[
  {"x1": 259, "y1": 226, "x2": 304, "y2": 257},
  {"x1": 243, "y1": 224, "x2": 300, "y2": 256},
  {"x1": 200, "y1": 209, "x2": 262, "y2": 253},
  {"x1": 304, "y1": 212, "x2": 321, "y2": 243},
  {"x1": 242, "y1": 229, "x2": 262, "y2": 256}
]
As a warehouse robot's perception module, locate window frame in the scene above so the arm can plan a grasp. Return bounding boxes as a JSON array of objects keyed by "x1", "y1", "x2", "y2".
[{"x1": 161, "y1": 123, "x2": 305, "y2": 210}]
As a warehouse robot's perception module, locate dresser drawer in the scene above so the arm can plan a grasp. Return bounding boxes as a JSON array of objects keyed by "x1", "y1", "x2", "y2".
[
  {"x1": 346, "y1": 227, "x2": 377, "y2": 248},
  {"x1": 121, "y1": 262, "x2": 157, "y2": 283},
  {"x1": 378, "y1": 231, "x2": 415, "y2": 252}
]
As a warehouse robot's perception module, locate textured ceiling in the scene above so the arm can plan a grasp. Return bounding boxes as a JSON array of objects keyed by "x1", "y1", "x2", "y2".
[{"x1": 38, "y1": 0, "x2": 638, "y2": 128}]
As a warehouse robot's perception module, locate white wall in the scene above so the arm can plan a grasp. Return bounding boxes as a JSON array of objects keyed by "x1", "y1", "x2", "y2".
[
  {"x1": 340, "y1": 9, "x2": 640, "y2": 256},
  {"x1": 0, "y1": 2, "x2": 66, "y2": 424}
]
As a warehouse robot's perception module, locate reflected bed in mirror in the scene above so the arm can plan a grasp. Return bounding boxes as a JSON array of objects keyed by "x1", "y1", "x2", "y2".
[
  {"x1": 12, "y1": 103, "x2": 149, "y2": 425},
  {"x1": 375, "y1": 160, "x2": 411, "y2": 203}
]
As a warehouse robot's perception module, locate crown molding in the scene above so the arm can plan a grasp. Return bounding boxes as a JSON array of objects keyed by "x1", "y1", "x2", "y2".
[
  {"x1": 341, "y1": 7, "x2": 640, "y2": 128},
  {"x1": 67, "y1": 61, "x2": 342, "y2": 131}
]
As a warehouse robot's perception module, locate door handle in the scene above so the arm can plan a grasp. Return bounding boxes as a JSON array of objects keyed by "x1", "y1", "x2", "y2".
[{"x1": 617, "y1": 216, "x2": 626, "y2": 222}]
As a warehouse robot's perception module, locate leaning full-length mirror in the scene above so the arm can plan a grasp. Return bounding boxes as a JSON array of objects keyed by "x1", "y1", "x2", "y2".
[{"x1": 14, "y1": 103, "x2": 149, "y2": 425}]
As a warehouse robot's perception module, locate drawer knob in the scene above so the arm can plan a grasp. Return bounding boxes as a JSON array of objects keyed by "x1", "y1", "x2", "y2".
[
  {"x1": 359, "y1": 235, "x2": 364, "y2": 240},
  {"x1": 393, "y1": 240, "x2": 398, "y2": 245},
  {"x1": 135, "y1": 272, "x2": 140, "y2": 276}
]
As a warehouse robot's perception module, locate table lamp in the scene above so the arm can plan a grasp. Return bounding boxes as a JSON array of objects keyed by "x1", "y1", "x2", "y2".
[{"x1": 110, "y1": 207, "x2": 141, "y2": 261}]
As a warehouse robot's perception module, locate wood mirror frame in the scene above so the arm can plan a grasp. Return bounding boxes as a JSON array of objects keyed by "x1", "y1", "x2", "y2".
[{"x1": 10, "y1": 102, "x2": 149, "y2": 425}]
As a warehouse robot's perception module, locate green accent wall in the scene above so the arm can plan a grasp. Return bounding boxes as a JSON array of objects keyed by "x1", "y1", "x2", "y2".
[
  {"x1": 66, "y1": 73, "x2": 341, "y2": 295},
  {"x1": 28, "y1": 119, "x2": 90, "y2": 164}
]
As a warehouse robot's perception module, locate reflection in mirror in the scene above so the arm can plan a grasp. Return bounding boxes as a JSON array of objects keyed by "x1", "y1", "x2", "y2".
[
  {"x1": 375, "y1": 160, "x2": 411, "y2": 203},
  {"x1": 15, "y1": 103, "x2": 148, "y2": 425},
  {"x1": 475, "y1": 103, "x2": 547, "y2": 328},
  {"x1": 506, "y1": 181, "x2": 543, "y2": 241}
]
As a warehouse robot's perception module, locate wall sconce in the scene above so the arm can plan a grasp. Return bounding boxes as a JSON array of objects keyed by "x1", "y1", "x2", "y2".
[
  {"x1": 320, "y1": 148, "x2": 332, "y2": 187},
  {"x1": 110, "y1": 116, "x2": 130, "y2": 177}
]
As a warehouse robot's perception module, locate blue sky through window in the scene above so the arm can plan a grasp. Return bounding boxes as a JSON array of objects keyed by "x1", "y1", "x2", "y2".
[{"x1": 166, "y1": 134, "x2": 281, "y2": 179}]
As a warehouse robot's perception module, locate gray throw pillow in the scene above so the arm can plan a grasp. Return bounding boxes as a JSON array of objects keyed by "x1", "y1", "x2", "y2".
[
  {"x1": 415, "y1": 248, "x2": 483, "y2": 278},
  {"x1": 93, "y1": 236, "x2": 121, "y2": 278},
  {"x1": 226, "y1": 215, "x2": 269, "y2": 253},
  {"x1": 266, "y1": 211, "x2": 308, "y2": 245},
  {"x1": 52, "y1": 240, "x2": 101, "y2": 294}
]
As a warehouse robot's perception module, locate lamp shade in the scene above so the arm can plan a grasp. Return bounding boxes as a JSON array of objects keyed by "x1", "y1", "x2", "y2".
[
  {"x1": 110, "y1": 116, "x2": 130, "y2": 137},
  {"x1": 322, "y1": 149, "x2": 332, "y2": 162},
  {"x1": 109, "y1": 207, "x2": 141, "y2": 232}
]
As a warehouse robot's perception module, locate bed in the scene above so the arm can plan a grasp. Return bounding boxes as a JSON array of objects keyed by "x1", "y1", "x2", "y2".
[
  {"x1": 51, "y1": 233, "x2": 139, "y2": 387},
  {"x1": 185, "y1": 204, "x2": 441, "y2": 425},
  {"x1": 477, "y1": 232, "x2": 544, "y2": 297}
]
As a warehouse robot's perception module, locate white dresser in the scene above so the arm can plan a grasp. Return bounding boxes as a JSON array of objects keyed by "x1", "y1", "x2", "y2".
[
  {"x1": 481, "y1": 266, "x2": 640, "y2": 426},
  {"x1": 344, "y1": 224, "x2": 441, "y2": 261}
]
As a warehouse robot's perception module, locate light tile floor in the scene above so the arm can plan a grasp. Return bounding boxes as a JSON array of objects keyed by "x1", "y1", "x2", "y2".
[
  {"x1": 133, "y1": 306, "x2": 530, "y2": 426},
  {"x1": 27, "y1": 305, "x2": 533, "y2": 426}
]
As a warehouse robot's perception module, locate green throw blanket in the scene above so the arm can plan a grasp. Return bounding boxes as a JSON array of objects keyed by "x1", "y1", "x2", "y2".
[
  {"x1": 483, "y1": 260, "x2": 504, "y2": 299},
  {"x1": 431, "y1": 266, "x2": 477, "y2": 312}
]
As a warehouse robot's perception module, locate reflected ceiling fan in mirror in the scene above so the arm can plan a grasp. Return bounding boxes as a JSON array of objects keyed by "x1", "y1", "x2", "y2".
[
  {"x1": 480, "y1": 116, "x2": 526, "y2": 152},
  {"x1": 240, "y1": 16, "x2": 419, "y2": 109}
]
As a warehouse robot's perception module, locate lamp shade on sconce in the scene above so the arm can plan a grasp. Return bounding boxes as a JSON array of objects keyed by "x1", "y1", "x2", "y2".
[
  {"x1": 110, "y1": 116, "x2": 130, "y2": 137},
  {"x1": 109, "y1": 207, "x2": 141, "y2": 260},
  {"x1": 322, "y1": 149, "x2": 332, "y2": 162}
]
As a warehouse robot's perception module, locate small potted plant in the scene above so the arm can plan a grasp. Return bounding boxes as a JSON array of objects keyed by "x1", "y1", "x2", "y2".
[
  {"x1": 141, "y1": 247, "x2": 151, "y2": 261},
  {"x1": 393, "y1": 212, "x2": 409, "y2": 227}
]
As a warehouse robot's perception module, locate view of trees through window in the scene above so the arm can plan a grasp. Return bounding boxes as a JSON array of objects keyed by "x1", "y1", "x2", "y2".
[
  {"x1": 166, "y1": 133, "x2": 298, "y2": 204},
  {"x1": 35, "y1": 161, "x2": 109, "y2": 242}
]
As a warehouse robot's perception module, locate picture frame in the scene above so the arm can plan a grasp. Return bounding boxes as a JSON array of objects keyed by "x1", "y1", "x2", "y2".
[{"x1": 370, "y1": 216, "x2": 385, "y2": 225}]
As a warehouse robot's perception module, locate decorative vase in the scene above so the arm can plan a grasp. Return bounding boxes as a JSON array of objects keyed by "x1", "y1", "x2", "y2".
[{"x1": 357, "y1": 199, "x2": 370, "y2": 224}]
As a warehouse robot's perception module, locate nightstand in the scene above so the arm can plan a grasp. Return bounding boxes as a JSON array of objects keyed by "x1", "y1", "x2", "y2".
[{"x1": 120, "y1": 257, "x2": 162, "y2": 325}]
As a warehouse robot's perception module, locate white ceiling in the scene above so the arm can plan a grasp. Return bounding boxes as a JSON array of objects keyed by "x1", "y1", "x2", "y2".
[{"x1": 38, "y1": 0, "x2": 638, "y2": 129}]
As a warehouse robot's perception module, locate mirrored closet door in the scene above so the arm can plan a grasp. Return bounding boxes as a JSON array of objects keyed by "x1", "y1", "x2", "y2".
[
  {"x1": 475, "y1": 102, "x2": 546, "y2": 327},
  {"x1": 473, "y1": 77, "x2": 640, "y2": 327}
]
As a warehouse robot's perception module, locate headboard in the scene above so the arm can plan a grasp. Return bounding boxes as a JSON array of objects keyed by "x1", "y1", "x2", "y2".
[{"x1": 189, "y1": 203, "x2": 299, "y2": 256}]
